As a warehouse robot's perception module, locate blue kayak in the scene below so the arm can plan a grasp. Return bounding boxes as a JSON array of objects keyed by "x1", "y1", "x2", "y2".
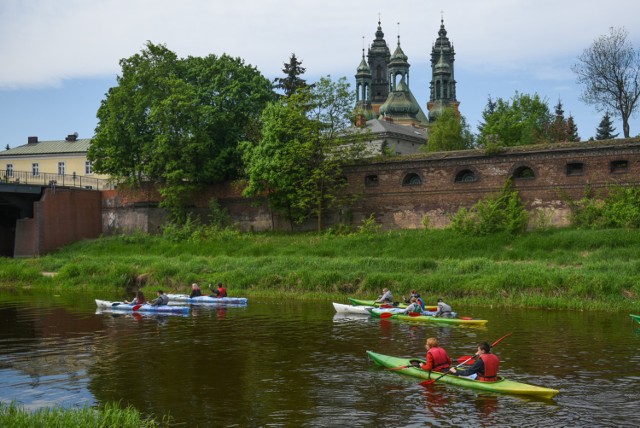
[
  {"x1": 166, "y1": 294, "x2": 248, "y2": 305},
  {"x1": 95, "y1": 299, "x2": 190, "y2": 314}
]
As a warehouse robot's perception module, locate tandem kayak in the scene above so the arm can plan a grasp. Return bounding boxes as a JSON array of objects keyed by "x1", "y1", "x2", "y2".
[
  {"x1": 368, "y1": 308, "x2": 485, "y2": 325},
  {"x1": 631, "y1": 314, "x2": 640, "y2": 324},
  {"x1": 366, "y1": 351, "x2": 559, "y2": 399},
  {"x1": 332, "y1": 302, "x2": 406, "y2": 315},
  {"x1": 348, "y1": 297, "x2": 437, "y2": 312},
  {"x1": 166, "y1": 294, "x2": 248, "y2": 305},
  {"x1": 95, "y1": 299, "x2": 190, "y2": 314}
]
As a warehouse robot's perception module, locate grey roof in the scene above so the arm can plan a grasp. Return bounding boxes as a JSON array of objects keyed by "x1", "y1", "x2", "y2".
[
  {"x1": 365, "y1": 119, "x2": 427, "y2": 141},
  {"x1": 0, "y1": 138, "x2": 92, "y2": 156}
]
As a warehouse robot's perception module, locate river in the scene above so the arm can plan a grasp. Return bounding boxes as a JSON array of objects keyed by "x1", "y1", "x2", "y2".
[{"x1": 0, "y1": 292, "x2": 638, "y2": 427}]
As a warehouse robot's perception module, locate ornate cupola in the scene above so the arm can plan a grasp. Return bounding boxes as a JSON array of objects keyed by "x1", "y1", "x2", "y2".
[
  {"x1": 388, "y1": 35, "x2": 410, "y2": 92},
  {"x1": 427, "y1": 17, "x2": 459, "y2": 122},
  {"x1": 367, "y1": 19, "x2": 391, "y2": 110},
  {"x1": 355, "y1": 47, "x2": 374, "y2": 119},
  {"x1": 379, "y1": 33, "x2": 429, "y2": 127}
]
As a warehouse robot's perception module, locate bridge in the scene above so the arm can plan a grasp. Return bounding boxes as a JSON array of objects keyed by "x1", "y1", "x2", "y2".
[{"x1": 0, "y1": 170, "x2": 111, "y2": 257}]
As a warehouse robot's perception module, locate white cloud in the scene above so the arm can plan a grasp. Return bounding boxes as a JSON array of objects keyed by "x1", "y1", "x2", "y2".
[{"x1": 2, "y1": 0, "x2": 640, "y2": 89}]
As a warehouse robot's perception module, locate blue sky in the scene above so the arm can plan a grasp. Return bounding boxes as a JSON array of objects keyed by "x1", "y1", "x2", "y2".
[{"x1": 2, "y1": 0, "x2": 640, "y2": 149}]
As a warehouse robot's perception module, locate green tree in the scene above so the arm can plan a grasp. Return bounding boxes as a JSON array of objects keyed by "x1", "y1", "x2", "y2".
[
  {"x1": 425, "y1": 108, "x2": 474, "y2": 151},
  {"x1": 595, "y1": 112, "x2": 619, "y2": 140},
  {"x1": 572, "y1": 26, "x2": 640, "y2": 138},
  {"x1": 566, "y1": 115, "x2": 580, "y2": 142},
  {"x1": 477, "y1": 92, "x2": 553, "y2": 148},
  {"x1": 549, "y1": 99, "x2": 569, "y2": 142},
  {"x1": 273, "y1": 53, "x2": 308, "y2": 97},
  {"x1": 241, "y1": 76, "x2": 364, "y2": 231},
  {"x1": 89, "y1": 42, "x2": 274, "y2": 220},
  {"x1": 477, "y1": 95, "x2": 497, "y2": 135}
]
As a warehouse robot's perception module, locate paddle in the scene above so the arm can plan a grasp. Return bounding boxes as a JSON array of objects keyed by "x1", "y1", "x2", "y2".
[
  {"x1": 132, "y1": 304, "x2": 143, "y2": 311},
  {"x1": 380, "y1": 312, "x2": 394, "y2": 319},
  {"x1": 420, "y1": 332, "x2": 512, "y2": 386}
]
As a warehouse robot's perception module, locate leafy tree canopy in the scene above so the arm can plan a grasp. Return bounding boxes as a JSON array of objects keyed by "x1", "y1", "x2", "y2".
[
  {"x1": 241, "y1": 76, "x2": 365, "y2": 230},
  {"x1": 425, "y1": 108, "x2": 474, "y2": 152},
  {"x1": 89, "y1": 42, "x2": 274, "y2": 220},
  {"x1": 477, "y1": 92, "x2": 553, "y2": 148}
]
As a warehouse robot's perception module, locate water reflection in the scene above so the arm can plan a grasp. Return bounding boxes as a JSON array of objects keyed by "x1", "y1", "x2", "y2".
[{"x1": 0, "y1": 294, "x2": 639, "y2": 426}]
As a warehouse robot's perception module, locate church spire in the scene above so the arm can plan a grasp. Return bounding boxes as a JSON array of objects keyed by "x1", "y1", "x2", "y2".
[
  {"x1": 427, "y1": 15, "x2": 459, "y2": 122},
  {"x1": 367, "y1": 18, "x2": 391, "y2": 108}
]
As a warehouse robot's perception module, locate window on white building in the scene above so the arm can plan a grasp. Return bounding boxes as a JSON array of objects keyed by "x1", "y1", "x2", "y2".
[
  {"x1": 32, "y1": 163, "x2": 39, "y2": 177},
  {"x1": 85, "y1": 160, "x2": 93, "y2": 175},
  {"x1": 6, "y1": 164, "x2": 13, "y2": 177},
  {"x1": 58, "y1": 161, "x2": 65, "y2": 175}
]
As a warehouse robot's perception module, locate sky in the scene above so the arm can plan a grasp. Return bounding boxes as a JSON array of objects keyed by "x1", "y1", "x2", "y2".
[{"x1": 2, "y1": 0, "x2": 640, "y2": 149}]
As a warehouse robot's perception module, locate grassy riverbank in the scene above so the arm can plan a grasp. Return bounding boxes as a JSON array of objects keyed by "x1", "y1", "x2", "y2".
[
  {"x1": 1, "y1": 228, "x2": 639, "y2": 311},
  {"x1": 0, "y1": 402, "x2": 166, "y2": 427}
]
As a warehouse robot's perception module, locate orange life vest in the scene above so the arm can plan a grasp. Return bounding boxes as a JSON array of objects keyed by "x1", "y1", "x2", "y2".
[
  {"x1": 426, "y1": 347, "x2": 451, "y2": 371},
  {"x1": 478, "y1": 353, "x2": 499, "y2": 381}
]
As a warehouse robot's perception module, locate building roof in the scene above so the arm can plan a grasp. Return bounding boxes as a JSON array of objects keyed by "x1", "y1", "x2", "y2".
[
  {"x1": 364, "y1": 118, "x2": 427, "y2": 142},
  {"x1": 0, "y1": 138, "x2": 92, "y2": 157}
]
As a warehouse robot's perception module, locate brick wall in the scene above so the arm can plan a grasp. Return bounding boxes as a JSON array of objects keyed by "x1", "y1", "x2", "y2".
[{"x1": 101, "y1": 139, "x2": 640, "y2": 233}]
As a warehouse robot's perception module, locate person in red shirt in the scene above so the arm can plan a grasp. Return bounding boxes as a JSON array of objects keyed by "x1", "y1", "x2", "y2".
[
  {"x1": 449, "y1": 341, "x2": 500, "y2": 381},
  {"x1": 211, "y1": 282, "x2": 227, "y2": 298},
  {"x1": 415, "y1": 337, "x2": 452, "y2": 372}
]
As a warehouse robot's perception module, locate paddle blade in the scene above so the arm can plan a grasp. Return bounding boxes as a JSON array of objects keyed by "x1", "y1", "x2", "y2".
[
  {"x1": 380, "y1": 304, "x2": 393, "y2": 308},
  {"x1": 457, "y1": 356, "x2": 475, "y2": 365},
  {"x1": 132, "y1": 304, "x2": 142, "y2": 311},
  {"x1": 380, "y1": 312, "x2": 394, "y2": 318},
  {"x1": 408, "y1": 312, "x2": 422, "y2": 317},
  {"x1": 420, "y1": 379, "x2": 436, "y2": 386},
  {"x1": 460, "y1": 316, "x2": 473, "y2": 320}
]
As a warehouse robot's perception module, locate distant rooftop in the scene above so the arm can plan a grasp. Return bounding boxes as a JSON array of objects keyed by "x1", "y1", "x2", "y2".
[{"x1": 0, "y1": 136, "x2": 91, "y2": 156}]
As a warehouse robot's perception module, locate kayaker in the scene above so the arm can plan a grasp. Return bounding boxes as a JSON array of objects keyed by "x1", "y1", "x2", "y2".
[
  {"x1": 434, "y1": 298, "x2": 453, "y2": 318},
  {"x1": 401, "y1": 297, "x2": 423, "y2": 315},
  {"x1": 449, "y1": 341, "x2": 500, "y2": 381},
  {"x1": 189, "y1": 283, "x2": 202, "y2": 298},
  {"x1": 414, "y1": 337, "x2": 452, "y2": 372},
  {"x1": 124, "y1": 290, "x2": 146, "y2": 305},
  {"x1": 211, "y1": 283, "x2": 227, "y2": 298},
  {"x1": 375, "y1": 288, "x2": 393, "y2": 304},
  {"x1": 150, "y1": 290, "x2": 169, "y2": 306},
  {"x1": 404, "y1": 290, "x2": 425, "y2": 309}
]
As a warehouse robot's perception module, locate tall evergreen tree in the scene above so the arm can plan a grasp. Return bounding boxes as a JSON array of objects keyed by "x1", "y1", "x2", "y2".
[
  {"x1": 273, "y1": 53, "x2": 308, "y2": 97},
  {"x1": 477, "y1": 95, "x2": 496, "y2": 134},
  {"x1": 549, "y1": 99, "x2": 569, "y2": 142},
  {"x1": 595, "y1": 112, "x2": 619, "y2": 140},
  {"x1": 566, "y1": 115, "x2": 580, "y2": 142}
]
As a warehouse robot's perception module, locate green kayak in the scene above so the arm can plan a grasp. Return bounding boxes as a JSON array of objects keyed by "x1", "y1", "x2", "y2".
[
  {"x1": 631, "y1": 314, "x2": 640, "y2": 324},
  {"x1": 348, "y1": 297, "x2": 437, "y2": 312},
  {"x1": 368, "y1": 308, "x2": 488, "y2": 325},
  {"x1": 367, "y1": 351, "x2": 559, "y2": 399}
]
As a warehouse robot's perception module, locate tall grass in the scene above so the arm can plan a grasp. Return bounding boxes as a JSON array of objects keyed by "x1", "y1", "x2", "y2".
[
  {"x1": 2, "y1": 228, "x2": 639, "y2": 310},
  {"x1": 0, "y1": 402, "x2": 166, "y2": 427}
]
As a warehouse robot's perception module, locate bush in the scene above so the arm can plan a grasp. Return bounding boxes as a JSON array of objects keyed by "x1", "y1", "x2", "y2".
[{"x1": 449, "y1": 180, "x2": 528, "y2": 235}]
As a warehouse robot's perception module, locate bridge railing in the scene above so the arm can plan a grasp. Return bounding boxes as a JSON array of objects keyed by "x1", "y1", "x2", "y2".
[{"x1": 0, "y1": 169, "x2": 115, "y2": 190}]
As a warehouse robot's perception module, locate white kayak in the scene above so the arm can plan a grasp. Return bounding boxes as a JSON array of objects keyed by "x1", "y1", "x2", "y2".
[
  {"x1": 166, "y1": 294, "x2": 248, "y2": 305},
  {"x1": 332, "y1": 302, "x2": 405, "y2": 315},
  {"x1": 95, "y1": 299, "x2": 190, "y2": 314}
]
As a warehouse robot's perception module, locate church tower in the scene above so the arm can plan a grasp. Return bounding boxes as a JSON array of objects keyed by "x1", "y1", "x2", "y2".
[
  {"x1": 355, "y1": 48, "x2": 375, "y2": 120},
  {"x1": 427, "y1": 17, "x2": 459, "y2": 122},
  {"x1": 378, "y1": 35, "x2": 428, "y2": 126},
  {"x1": 367, "y1": 19, "x2": 391, "y2": 113}
]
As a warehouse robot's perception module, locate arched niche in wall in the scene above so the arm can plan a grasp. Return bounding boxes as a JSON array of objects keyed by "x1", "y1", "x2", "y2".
[
  {"x1": 511, "y1": 165, "x2": 536, "y2": 180},
  {"x1": 402, "y1": 172, "x2": 423, "y2": 186},
  {"x1": 454, "y1": 168, "x2": 478, "y2": 183}
]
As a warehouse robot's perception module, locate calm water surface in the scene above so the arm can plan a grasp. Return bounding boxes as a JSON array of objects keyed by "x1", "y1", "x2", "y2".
[{"x1": 0, "y1": 292, "x2": 638, "y2": 427}]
